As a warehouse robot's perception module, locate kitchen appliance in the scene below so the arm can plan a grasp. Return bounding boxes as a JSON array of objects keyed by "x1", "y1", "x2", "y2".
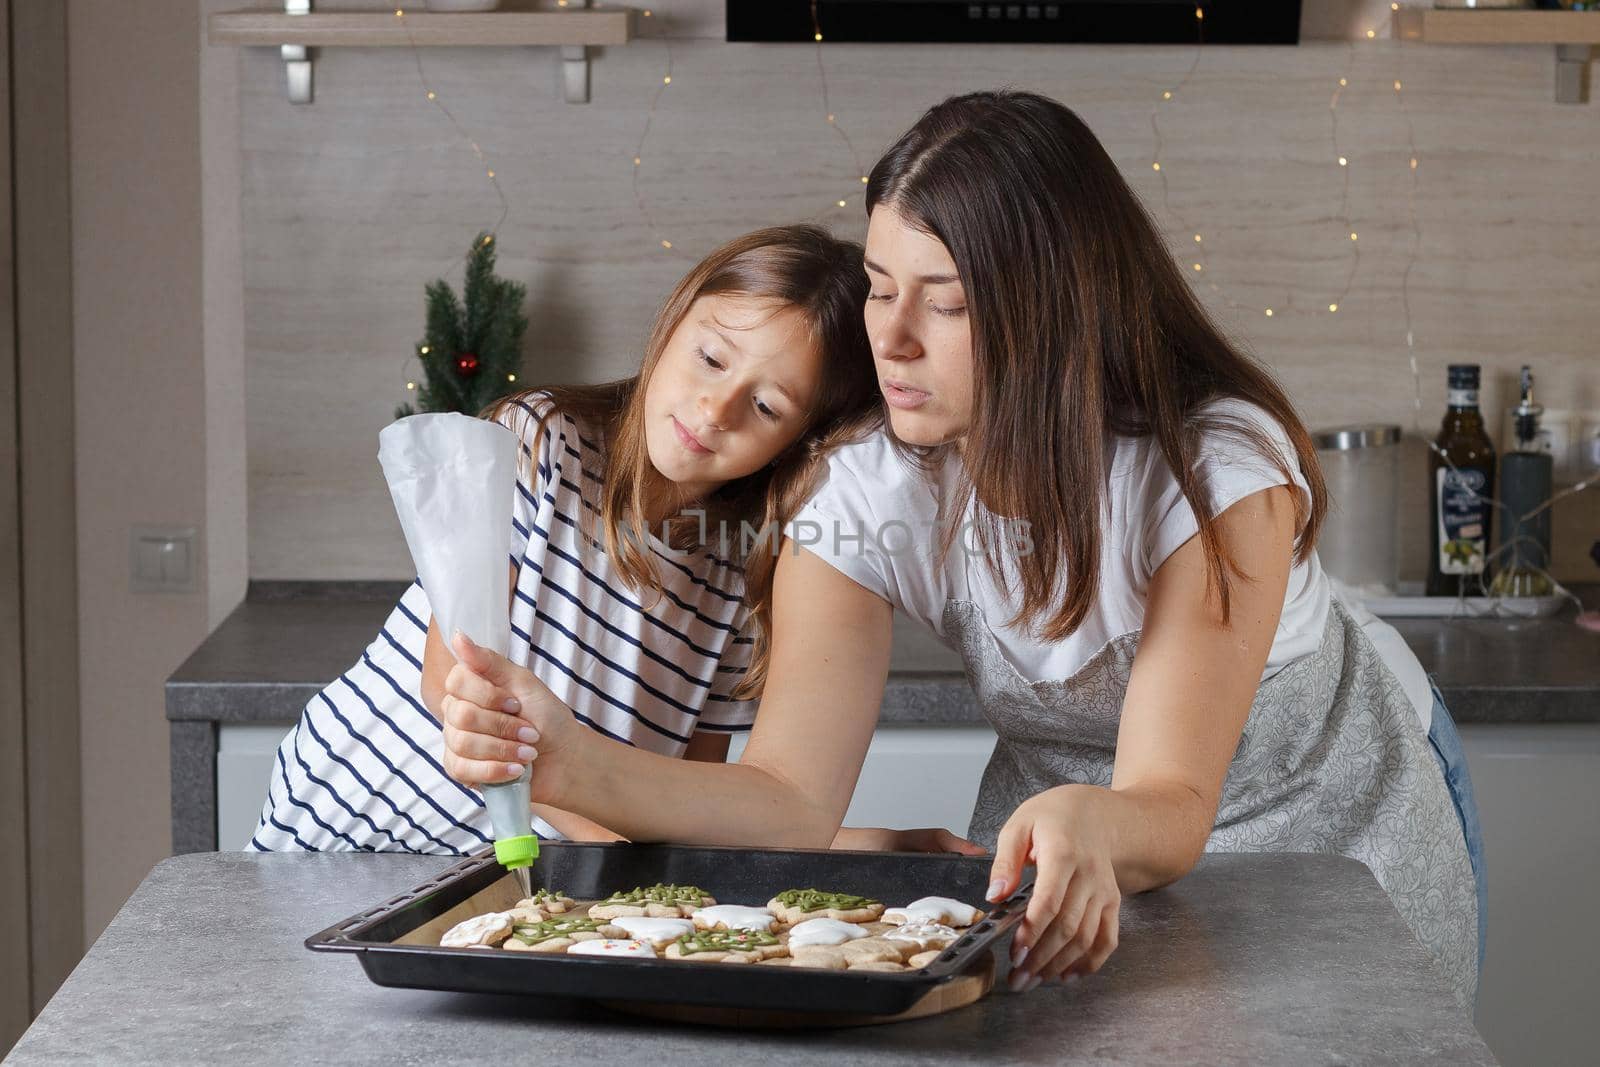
[
  {"x1": 727, "y1": 1, "x2": 1303, "y2": 44},
  {"x1": 1492, "y1": 365, "x2": 1554, "y2": 596},
  {"x1": 1314, "y1": 424, "x2": 1403, "y2": 594},
  {"x1": 307, "y1": 842, "x2": 1030, "y2": 1018}
]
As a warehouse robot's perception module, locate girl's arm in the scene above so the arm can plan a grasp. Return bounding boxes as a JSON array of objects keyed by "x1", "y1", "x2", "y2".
[
  {"x1": 441, "y1": 542, "x2": 895, "y2": 849},
  {"x1": 992, "y1": 484, "x2": 1297, "y2": 989},
  {"x1": 421, "y1": 563, "x2": 627, "y2": 843}
]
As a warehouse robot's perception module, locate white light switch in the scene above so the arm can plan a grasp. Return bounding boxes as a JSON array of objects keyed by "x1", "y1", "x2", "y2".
[{"x1": 131, "y1": 525, "x2": 198, "y2": 593}]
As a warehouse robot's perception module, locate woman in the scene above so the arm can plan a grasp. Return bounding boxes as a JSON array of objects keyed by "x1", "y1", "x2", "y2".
[{"x1": 438, "y1": 92, "x2": 1483, "y2": 1008}]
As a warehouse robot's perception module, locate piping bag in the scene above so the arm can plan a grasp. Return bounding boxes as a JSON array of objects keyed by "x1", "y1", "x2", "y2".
[{"x1": 378, "y1": 412, "x2": 538, "y2": 896}]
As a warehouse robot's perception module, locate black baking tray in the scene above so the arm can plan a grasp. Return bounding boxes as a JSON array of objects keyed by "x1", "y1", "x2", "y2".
[{"x1": 306, "y1": 842, "x2": 1031, "y2": 1015}]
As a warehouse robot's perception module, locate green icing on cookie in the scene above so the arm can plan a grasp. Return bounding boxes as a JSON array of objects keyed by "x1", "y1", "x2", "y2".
[
  {"x1": 528, "y1": 888, "x2": 569, "y2": 903},
  {"x1": 774, "y1": 888, "x2": 880, "y2": 913},
  {"x1": 674, "y1": 929, "x2": 779, "y2": 955},
  {"x1": 509, "y1": 917, "x2": 605, "y2": 945},
  {"x1": 598, "y1": 883, "x2": 709, "y2": 907}
]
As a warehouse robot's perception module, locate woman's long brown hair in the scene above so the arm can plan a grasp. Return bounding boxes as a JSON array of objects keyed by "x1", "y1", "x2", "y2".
[
  {"x1": 483, "y1": 224, "x2": 879, "y2": 697},
  {"x1": 866, "y1": 90, "x2": 1327, "y2": 638}
]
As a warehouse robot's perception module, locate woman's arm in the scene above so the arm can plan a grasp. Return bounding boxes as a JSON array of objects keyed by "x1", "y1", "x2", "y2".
[
  {"x1": 441, "y1": 542, "x2": 895, "y2": 848},
  {"x1": 994, "y1": 484, "x2": 1297, "y2": 988},
  {"x1": 1106, "y1": 483, "x2": 1297, "y2": 887}
]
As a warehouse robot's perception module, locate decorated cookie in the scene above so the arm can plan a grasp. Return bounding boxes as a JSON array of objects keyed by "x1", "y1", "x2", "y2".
[
  {"x1": 787, "y1": 945, "x2": 849, "y2": 970},
  {"x1": 440, "y1": 911, "x2": 514, "y2": 948},
  {"x1": 663, "y1": 928, "x2": 786, "y2": 963},
  {"x1": 610, "y1": 916, "x2": 695, "y2": 946},
  {"x1": 589, "y1": 884, "x2": 715, "y2": 919},
  {"x1": 785, "y1": 918, "x2": 869, "y2": 948},
  {"x1": 691, "y1": 905, "x2": 779, "y2": 933},
  {"x1": 883, "y1": 921, "x2": 961, "y2": 950},
  {"x1": 882, "y1": 896, "x2": 982, "y2": 928},
  {"x1": 840, "y1": 936, "x2": 914, "y2": 965},
  {"x1": 516, "y1": 888, "x2": 577, "y2": 914},
  {"x1": 502, "y1": 916, "x2": 626, "y2": 953},
  {"x1": 767, "y1": 888, "x2": 884, "y2": 925},
  {"x1": 567, "y1": 938, "x2": 657, "y2": 958},
  {"x1": 506, "y1": 904, "x2": 548, "y2": 925}
]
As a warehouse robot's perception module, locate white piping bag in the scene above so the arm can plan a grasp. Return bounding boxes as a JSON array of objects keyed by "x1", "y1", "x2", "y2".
[{"x1": 378, "y1": 412, "x2": 537, "y2": 894}]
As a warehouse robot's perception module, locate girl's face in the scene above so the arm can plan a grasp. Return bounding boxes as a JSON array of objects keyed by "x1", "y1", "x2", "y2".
[
  {"x1": 862, "y1": 205, "x2": 975, "y2": 448},
  {"x1": 642, "y1": 294, "x2": 824, "y2": 505}
]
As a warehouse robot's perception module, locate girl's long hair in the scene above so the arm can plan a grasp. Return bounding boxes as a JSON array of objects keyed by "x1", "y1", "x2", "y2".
[
  {"x1": 483, "y1": 224, "x2": 879, "y2": 697},
  {"x1": 866, "y1": 90, "x2": 1327, "y2": 637}
]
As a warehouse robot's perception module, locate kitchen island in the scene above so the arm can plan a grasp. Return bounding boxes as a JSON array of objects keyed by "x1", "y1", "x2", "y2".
[{"x1": 6, "y1": 851, "x2": 1493, "y2": 1065}]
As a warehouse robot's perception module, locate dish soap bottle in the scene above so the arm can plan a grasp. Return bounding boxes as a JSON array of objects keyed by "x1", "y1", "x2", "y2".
[
  {"x1": 1490, "y1": 365, "x2": 1554, "y2": 597},
  {"x1": 1427, "y1": 363, "x2": 1496, "y2": 597}
]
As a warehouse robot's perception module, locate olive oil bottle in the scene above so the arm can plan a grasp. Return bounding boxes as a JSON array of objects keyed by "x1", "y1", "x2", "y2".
[{"x1": 1427, "y1": 364, "x2": 1496, "y2": 596}]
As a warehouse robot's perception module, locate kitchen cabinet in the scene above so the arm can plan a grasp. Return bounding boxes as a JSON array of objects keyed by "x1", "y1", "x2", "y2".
[
  {"x1": 727, "y1": 726, "x2": 995, "y2": 835},
  {"x1": 1458, "y1": 723, "x2": 1600, "y2": 1066}
]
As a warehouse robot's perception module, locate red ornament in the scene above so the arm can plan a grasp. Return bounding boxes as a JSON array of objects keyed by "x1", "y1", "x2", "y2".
[{"x1": 454, "y1": 352, "x2": 480, "y2": 377}]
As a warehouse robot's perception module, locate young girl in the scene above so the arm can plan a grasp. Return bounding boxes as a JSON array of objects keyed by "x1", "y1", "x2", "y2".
[
  {"x1": 438, "y1": 92, "x2": 1484, "y2": 1010},
  {"x1": 250, "y1": 223, "x2": 883, "y2": 851}
]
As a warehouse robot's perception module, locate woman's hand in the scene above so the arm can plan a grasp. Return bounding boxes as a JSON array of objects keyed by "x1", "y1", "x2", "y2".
[
  {"x1": 986, "y1": 784, "x2": 1121, "y2": 992},
  {"x1": 831, "y1": 826, "x2": 988, "y2": 855},
  {"x1": 439, "y1": 631, "x2": 580, "y2": 790}
]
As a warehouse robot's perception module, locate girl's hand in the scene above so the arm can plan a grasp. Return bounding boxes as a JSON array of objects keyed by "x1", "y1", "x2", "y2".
[
  {"x1": 831, "y1": 826, "x2": 989, "y2": 855},
  {"x1": 440, "y1": 632, "x2": 579, "y2": 789},
  {"x1": 986, "y1": 784, "x2": 1121, "y2": 992}
]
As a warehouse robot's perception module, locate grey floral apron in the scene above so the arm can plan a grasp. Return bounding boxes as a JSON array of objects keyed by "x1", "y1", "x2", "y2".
[{"x1": 946, "y1": 591, "x2": 1479, "y2": 1008}]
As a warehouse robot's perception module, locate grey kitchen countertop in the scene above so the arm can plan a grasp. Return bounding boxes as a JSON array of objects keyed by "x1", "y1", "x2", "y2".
[
  {"x1": 168, "y1": 580, "x2": 1600, "y2": 727},
  {"x1": 6, "y1": 851, "x2": 1494, "y2": 1065}
]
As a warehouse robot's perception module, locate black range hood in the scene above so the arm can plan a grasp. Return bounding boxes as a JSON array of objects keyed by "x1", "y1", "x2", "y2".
[{"x1": 728, "y1": 2, "x2": 1302, "y2": 45}]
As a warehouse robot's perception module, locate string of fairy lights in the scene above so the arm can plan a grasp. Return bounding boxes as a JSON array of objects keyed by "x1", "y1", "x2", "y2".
[
  {"x1": 386, "y1": 2, "x2": 1591, "y2": 612},
  {"x1": 1148, "y1": 4, "x2": 1592, "y2": 612},
  {"x1": 390, "y1": 7, "x2": 517, "y2": 395},
  {"x1": 629, "y1": 3, "x2": 870, "y2": 253},
  {"x1": 1150, "y1": 5, "x2": 1366, "y2": 322}
]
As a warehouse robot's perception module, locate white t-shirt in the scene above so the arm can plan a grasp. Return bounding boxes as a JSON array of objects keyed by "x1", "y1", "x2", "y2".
[{"x1": 794, "y1": 399, "x2": 1432, "y2": 730}]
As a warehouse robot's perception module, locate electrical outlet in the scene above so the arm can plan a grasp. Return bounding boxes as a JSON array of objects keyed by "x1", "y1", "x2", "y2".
[{"x1": 131, "y1": 525, "x2": 198, "y2": 593}]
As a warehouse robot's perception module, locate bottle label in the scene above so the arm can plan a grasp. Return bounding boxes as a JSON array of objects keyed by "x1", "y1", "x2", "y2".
[
  {"x1": 1436, "y1": 467, "x2": 1488, "y2": 575},
  {"x1": 1447, "y1": 387, "x2": 1477, "y2": 408}
]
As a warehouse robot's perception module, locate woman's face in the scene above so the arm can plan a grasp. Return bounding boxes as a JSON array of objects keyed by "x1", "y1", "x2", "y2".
[
  {"x1": 862, "y1": 204, "x2": 975, "y2": 447},
  {"x1": 643, "y1": 294, "x2": 823, "y2": 505}
]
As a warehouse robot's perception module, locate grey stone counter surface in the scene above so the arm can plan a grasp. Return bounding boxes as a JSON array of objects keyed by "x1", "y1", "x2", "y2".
[
  {"x1": 7, "y1": 851, "x2": 1494, "y2": 1065},
  {"x1": 169, "y1": 581, "x2": 1600, "y2": 726}
]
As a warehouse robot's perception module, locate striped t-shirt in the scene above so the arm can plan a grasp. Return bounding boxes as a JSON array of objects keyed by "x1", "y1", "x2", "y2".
[{"x1": 250, "y1": 397, "x2": 757, "y2": 853}]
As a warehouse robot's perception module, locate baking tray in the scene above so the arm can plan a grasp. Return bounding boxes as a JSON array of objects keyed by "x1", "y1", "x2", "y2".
[{"x1": 306, "y1": 842, "x2": 1031, "y2": 1016}]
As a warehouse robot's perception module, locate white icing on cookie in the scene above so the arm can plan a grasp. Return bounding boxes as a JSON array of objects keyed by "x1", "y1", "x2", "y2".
[
  {"x1": 611, "y1": 916, "x2": 695, "y2": 945},
  {"x1": 693, "y1": 905, "x2": 777, "y2": 931},
  {"x1": 440, "y1": 911, "x2": 512, "y2": 948},
  {"x1": 787, "y1": 918, "x2": 870, "y2": 948},
  {"x1": 883, "y1": 896, "x2": 980, "y2": 927},
  {"x1": 567, "y1": 938, "x2": 656, "y2": 958},
  {"x1": 884, "y1": 920, "x2": 960, "y2": 947}
]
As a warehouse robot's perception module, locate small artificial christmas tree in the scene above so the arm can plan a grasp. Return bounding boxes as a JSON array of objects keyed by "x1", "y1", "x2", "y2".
[{"x1": 395, "y1": 232, "x2": 529, "y2": 419}]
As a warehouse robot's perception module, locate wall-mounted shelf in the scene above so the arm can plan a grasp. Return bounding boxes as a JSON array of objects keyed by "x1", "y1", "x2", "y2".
[
  {"x1": 1394, "y1": 8, "x2": 1600, "y2": 104},
  {"x1": 209, "y1": 2, "x2": 634, "y2": 105}
]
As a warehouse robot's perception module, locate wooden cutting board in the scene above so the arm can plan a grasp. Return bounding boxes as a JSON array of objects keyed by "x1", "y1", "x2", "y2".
[{"x1": 599, "y1": 953, "x2": 996, "y2": 1029}]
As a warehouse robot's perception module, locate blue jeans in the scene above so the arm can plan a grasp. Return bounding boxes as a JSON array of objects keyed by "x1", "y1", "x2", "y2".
[{"x1": 1426, "y1": 681, "x2": 1487, "y2": 975}]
